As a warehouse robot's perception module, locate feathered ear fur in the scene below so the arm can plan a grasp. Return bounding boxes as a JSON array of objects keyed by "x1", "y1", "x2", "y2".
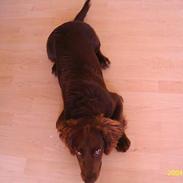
[
  {"x1": 56, "y1": 113, "x2": 125, "y2": 155},
  {"x1": 96, "y1": 115, "x2": 124, "y2": 154},
  {"x1": 56, "y1": 116, "x2": 79, "y2": 155}
]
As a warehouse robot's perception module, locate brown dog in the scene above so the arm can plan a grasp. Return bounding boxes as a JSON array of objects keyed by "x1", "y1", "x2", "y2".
[{"x1": 47, "y1": 1, "x2": 130, "y2": 183}]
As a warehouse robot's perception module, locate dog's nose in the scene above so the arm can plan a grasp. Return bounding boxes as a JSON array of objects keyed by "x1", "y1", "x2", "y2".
[
  {"x1": 85, "y1": 177, "x2": 96, "y2": 183},
  {"x1": 85, "y1": 180, "x2": 95, "y2": 183},
  {"x1": 84, "y1": 179, "x2": 95, "y2": 183},
  {"x1": 82, "y1": 173, "x2": 97, "y2": 183}
]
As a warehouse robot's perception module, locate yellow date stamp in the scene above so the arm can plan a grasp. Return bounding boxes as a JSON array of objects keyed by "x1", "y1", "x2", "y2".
[{"x1": 167, "y1": 169, "x2": 183, "y2": 176}]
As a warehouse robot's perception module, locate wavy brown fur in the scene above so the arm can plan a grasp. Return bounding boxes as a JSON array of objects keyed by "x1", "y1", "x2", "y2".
[
  {"x1": 56, "y1": 115, "x2": 125, "y2": 155},
  {"x1": 47, "y1": 1, "x2": 130, "y2": 182}
]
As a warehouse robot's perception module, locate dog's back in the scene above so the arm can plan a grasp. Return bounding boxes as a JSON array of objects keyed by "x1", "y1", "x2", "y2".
[{"x1": 47, "y1": 1, "x2": 112, "y2": 120}]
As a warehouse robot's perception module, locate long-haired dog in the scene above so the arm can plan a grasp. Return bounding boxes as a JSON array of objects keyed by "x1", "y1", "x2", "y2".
[{"x1": 47, "y1": 1, "x2": 130, "y2": 182}]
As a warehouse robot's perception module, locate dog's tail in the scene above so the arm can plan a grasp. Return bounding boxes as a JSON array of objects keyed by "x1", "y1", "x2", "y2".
[{"x1": 74, "y1": 0, "x2": 91, "y2": 22}]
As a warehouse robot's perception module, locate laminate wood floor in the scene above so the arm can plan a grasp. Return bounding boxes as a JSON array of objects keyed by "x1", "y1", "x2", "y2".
[{"x1": 0, "y1": 0, "x2": 183, "y2": 183}]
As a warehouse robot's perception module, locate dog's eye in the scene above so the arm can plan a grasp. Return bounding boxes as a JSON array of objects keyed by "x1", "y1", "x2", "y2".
[
  {"x1": 76, "y1": 151, "x2": 82, "y2": 156},
  {"x1": 94, "y1": 148, "x2": 102, "y2": 157}
]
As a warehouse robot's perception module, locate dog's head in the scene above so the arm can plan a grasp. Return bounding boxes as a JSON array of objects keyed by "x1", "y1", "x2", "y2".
[{"x1": 57, "y1": 114, "x2": 124, "y2": 183}]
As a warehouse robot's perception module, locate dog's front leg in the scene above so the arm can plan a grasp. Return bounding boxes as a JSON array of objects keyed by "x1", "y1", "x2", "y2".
[
  {"x1": 110, "y1": 92, "x2": 131, "y2": 152},
  {"x1": 110, "y1": 92, "x2": 123, "y2": 121}
]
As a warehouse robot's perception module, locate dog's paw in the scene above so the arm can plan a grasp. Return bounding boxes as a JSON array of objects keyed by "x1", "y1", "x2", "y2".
[{"x1": 116, "y1": 133, "x2": 131, "y2": 152}]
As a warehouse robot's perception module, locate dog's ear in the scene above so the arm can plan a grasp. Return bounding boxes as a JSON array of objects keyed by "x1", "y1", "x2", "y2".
[
  {"x1": 56, "y1": 117, "x2": 78, "y2": 155},
  {"x1": 96, "y1": 115, "x2": 124, "y2": 154}
]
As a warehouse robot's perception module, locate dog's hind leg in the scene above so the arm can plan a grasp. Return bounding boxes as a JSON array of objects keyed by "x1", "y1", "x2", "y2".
[
  {"x1": 96, "y1": 49, "x2": 111, "y2": 69},
  {"x1": 47, "y1": 34, "x2": 60, "y2": 77},
  {"x1": 47, "y1": 34, "x2": 57, "y2": 63},
  {"x1": 52, "y1": 63, "x2": 59, "y2": 76},
  {"x1": 56, "y1": 111, "x2": 65, "y2": 130}
]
